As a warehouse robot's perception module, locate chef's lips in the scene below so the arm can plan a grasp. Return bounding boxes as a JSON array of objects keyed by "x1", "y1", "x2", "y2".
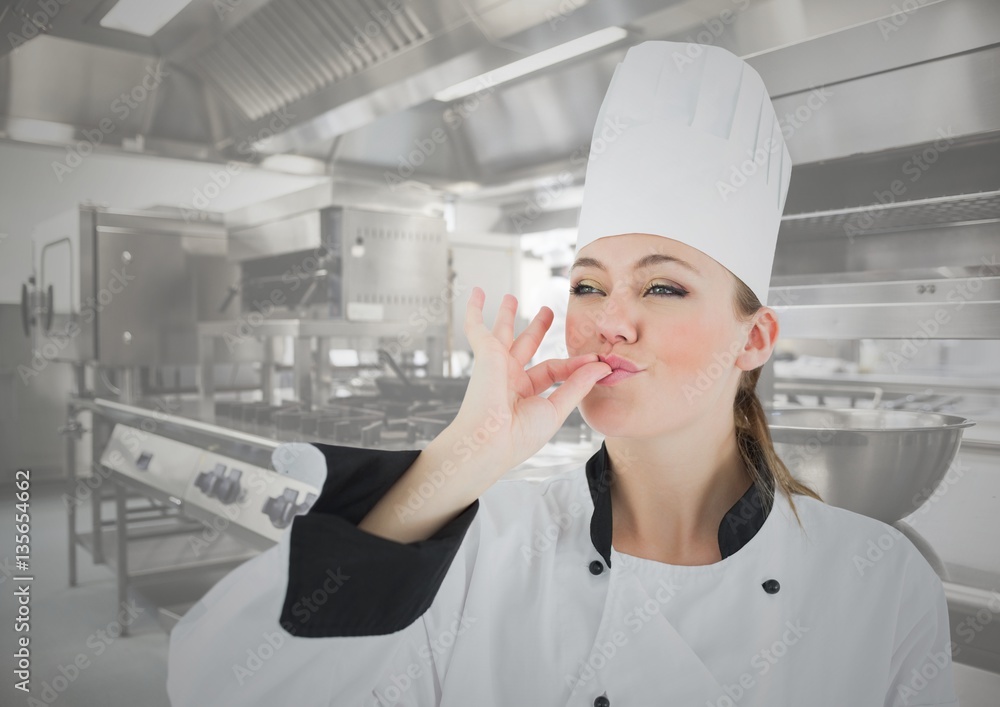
[{"x1": 599, "y1": 354, "x2": 642, "y2": 373}]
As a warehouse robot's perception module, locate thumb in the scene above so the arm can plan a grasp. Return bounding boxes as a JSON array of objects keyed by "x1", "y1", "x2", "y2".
[{"x1": 545, "y1": 361, "x2": 610, "y2": 421}]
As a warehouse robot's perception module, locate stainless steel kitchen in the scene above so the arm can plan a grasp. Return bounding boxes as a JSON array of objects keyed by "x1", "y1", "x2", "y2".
[{"x1": 1, "y1": 0, "x2": 999, "y2": 705}]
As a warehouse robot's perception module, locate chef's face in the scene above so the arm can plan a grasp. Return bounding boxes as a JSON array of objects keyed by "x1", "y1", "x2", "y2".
[{"x1": 565, "y1": 233, "x2": 771, "y2": 438}]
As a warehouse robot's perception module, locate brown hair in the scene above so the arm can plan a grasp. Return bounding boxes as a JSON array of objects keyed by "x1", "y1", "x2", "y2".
[{"x1": 731, "y1": 275, "x2": 822, "y2": 523}]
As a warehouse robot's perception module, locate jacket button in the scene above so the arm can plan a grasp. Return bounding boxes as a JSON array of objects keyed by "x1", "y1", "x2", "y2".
[
  {"x1": 594, "y1": 695, "x2": 610, "y2": 707},
  {"x1": 589, "y1": 560, "x2": 604, "y2": 575},
  {"x1": 762, "y1": 579, "x2": 780, "y2": 594}
]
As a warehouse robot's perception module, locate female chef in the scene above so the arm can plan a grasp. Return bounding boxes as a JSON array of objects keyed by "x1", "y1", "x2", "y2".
[{"x1": 167, "y1": 41, "x2": 959, "y2": 706}]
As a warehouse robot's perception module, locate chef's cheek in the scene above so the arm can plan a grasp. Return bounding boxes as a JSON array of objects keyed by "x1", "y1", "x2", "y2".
[
  {"x1": 564, "y1": 313, "x2": 593, "y2": 357},
  {"x1": 659, "y1": 319, "x2": 721, "y2": 381}
]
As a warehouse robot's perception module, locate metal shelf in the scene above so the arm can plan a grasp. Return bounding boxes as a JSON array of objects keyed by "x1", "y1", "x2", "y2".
[
  {"x1": 768, "y1": 261, "x2": 1000, "y2": 340},
  {"x1": 76, "y1": 522, "x2": 258, "y2": 581},
  {"x1": 779, "y1": 189, "x2": 1000, "y2": 240},
  {"x1": 773, "y1": 301, "x2": 1000, "y2": 339}
]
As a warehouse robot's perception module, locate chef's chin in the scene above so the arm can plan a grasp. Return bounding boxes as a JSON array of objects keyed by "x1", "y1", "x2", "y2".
[{"x1": 578, "y1": 395, "x2": 650, "y2": 439}]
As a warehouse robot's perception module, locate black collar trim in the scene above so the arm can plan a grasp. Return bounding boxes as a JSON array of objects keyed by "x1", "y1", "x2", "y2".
[{"x1": 585, "y1": 440, "x2": 773, "y2": 567}]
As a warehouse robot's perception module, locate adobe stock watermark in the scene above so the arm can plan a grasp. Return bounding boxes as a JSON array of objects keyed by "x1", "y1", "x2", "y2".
[
  {"x1": 565, "y1": 303, "x2": 618, "y2": 351},
  {"x1": 572, "y1": 115, "x2": 627, "y2": 167},
  {"x1": 336, "y1": 0, "x2": 407, "y2": 68},
  {"x1": 521, "y1": 446, "x2": 641, "y2": 564},
  {"x1": 509, "y1": 117, "x2": 624, "y2": 234},
  {"x1": 234, "y1": 566, "x2": 350, "y2": 684},
  {"x1": 894, "y1": 590, "x2": 1000, "y2": 703},
  {"x1": 50, "y1": 63, "x2": 169, "y2": 182},
  {"x1": 393, "y1": 405, "x2": 512, "y2": 521},
  {"x1": 843, "y1": 127, "x2": 956, "y2": 241},
  {"x1": 681, "y1": 337, "x2": 755, "y2": 404},
  {"x1": 670, "y1": 0, "x2": 752, "y2": 67},
  {"x1": 770, "y1": 416, "x2": 838, "y2": 485},
  {"x1": 954, "y1": 589, "x2": 1000, "y2": 653},
  {"x1": 221, "y1": 241, "x2": 332, "y2": 351},
  {"x1": 385, "y1": 76, "x2": 499, "y2": 191},
  {"x1": 380, "y1": 280, "x2": 469, "y2": 363},
  {"x1": 717, "y1": 88, "x2": 833, "y2": 202},
  {"x1": 852, "y1": 524, "x2": 908, "y2": 576},
  {"x1": 884, "y1": 253, "x2": 999, "y2": 373},
  {"x1": 565, "y1": 578, "x2": 681, "y2": 691},
  {"x1": 213, "y1": 0, "x2": 407, "y2": 69},
  {"x1": 680, "y1": 302, "x2": 796, "y2": 406},
  {"x1": 222, "y1": 243, "x2": 461, "y2": 356},
  {"x1": 212, "y1": 0, "x2": 254, "y2": 19},
  {"x1": 878, "y1": 0, "x2": 936, "y2": 40},
  {"x1": 179, "y1": 107, "x2": 296, "y2": 222},
  {"x1": 707, "y1": 620, "x2": 809, "y2": 707},
  {"x1": 368, "y1": 612, "x2": 478, "y2": 705},
  {"x1": 63, "y1": 401, "x2": 181, "y2": 510},
  {"x1": 17, "y1": 266, "x2": 135, "y2": 385},
  {"x1": 231, "y1": 630, "x2": 289, "y2": 686},
  {"x1": 509, "y1": 171, "x2": 578, "y2": 234},
  {"x1": 896, "y1": 639, "x2": 959, "y2": 705},
  {"x1": 907, "y1": 455, "x2": 971, "y2": 520},
  {"x1": 283, "y1": 568, "x2": 351, "y2": 628},
  {"x1": 854, "y1": 454, "x2": 972, "y2": 578},
  {"x1": 186, "y1": 446, "x2": 322, "y2": 557},
  {"x1": 19, "y1": 600, "x2": 144, "y2": 704},
  {"x1": 7, "y1": 0, "x2": 70, "y2": 51},
  {"x1": 520, "y1": 495, "x2": 589, "y2": 562},
  {"x1": 545, "y1": 0, "x2": 588, "y2": 29},
  {"x1": 187, "y1": 473, "x2": 272, "y2": 558}
]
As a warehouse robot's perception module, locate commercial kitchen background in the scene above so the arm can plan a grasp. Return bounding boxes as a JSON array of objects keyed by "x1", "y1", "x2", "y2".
[{"x1": 1, "y1": 0, "x2": 1000, "y2": 704}]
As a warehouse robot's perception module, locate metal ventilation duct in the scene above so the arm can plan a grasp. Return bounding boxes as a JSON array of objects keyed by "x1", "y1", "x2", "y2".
[{"x1": 190, "y1": 0, "x2": 432, "y2": 122}]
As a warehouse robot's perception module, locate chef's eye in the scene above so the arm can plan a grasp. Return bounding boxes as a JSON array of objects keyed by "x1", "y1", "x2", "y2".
[
  {"x1": 569, "y1": 283, "x2": 687, "y2": 297},
  {"x1": 646, "y1": 283, "x2": 687, "y2": 297},
  {"x1": 569, "y1": 283, "x2": 599, "y2": 296}
]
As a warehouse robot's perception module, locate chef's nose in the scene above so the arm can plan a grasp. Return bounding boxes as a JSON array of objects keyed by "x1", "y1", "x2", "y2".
[{"x1": 593, "y1": 288, "x2": 638, "y2": 346}]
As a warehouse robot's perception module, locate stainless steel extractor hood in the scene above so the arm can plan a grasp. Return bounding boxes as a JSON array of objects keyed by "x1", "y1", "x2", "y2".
[{"x1": 2, "y1": 0, "x2": 998, "y2": 211}]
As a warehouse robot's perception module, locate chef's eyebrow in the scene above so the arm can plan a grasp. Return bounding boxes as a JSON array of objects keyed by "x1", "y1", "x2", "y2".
[{"x1": 570, "y1": 253, "x2": 701, "y2": 276}]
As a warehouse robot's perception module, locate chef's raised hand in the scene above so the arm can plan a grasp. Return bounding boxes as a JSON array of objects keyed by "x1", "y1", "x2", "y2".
[
  {"x1": 450, "y1": 287, "x2": 611, "y2": 487},
  {"x1": 357, "y1": 287, "x2": 610, "y2": 544}
]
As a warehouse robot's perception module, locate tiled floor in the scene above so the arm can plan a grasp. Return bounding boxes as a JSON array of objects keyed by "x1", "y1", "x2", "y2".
[{"x1": 1, "y1": 481, "x2": 999, "y2": 706}]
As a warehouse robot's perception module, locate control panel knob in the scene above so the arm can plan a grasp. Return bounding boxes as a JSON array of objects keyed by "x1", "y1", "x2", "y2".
[
  {"x1": 262, "y1": 488, "x2": 318, "y2": 529},
  {"x1": 194, "y1": 463, "x2": 243, "y2": 505}
]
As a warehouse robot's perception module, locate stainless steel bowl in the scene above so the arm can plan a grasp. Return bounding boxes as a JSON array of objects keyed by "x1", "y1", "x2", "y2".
[{"x1": 766, "y1": 407, "x2": 975, "y2": 524}]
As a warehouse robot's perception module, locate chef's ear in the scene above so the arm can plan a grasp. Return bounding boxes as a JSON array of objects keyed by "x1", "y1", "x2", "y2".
[{"x1": 735, "y1": 306, "x2": 779, "y2": 372}]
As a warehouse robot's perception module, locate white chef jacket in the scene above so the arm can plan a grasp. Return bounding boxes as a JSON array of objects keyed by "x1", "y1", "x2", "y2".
[{"x1": 166, "y1": 440, "x2": 959, "y2": 707}]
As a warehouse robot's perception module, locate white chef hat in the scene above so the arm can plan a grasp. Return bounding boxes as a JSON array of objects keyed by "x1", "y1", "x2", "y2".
[{"x1": 575, "y1": 40, "x2": 792, "y2": 304}]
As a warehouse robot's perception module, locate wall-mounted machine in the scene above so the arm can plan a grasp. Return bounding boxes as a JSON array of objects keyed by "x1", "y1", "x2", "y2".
[
  {"x1": 23, "y1": 205, "x2": 234, "y2": 367},
  {"x1": 197, "y1": 202, "x2": 455, "y2": 414},
  {"x1": 225, "y1": 203, "x2": 450, "y2": 324}
]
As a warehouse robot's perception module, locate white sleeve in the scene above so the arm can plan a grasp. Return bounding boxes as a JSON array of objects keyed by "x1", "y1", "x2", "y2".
[
  {"x1": 883, "y1": 549, "x2": 960, "y2": 707},
  {"x1": 167, "y1": 521, "x2": 479, "y2": 707}
]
